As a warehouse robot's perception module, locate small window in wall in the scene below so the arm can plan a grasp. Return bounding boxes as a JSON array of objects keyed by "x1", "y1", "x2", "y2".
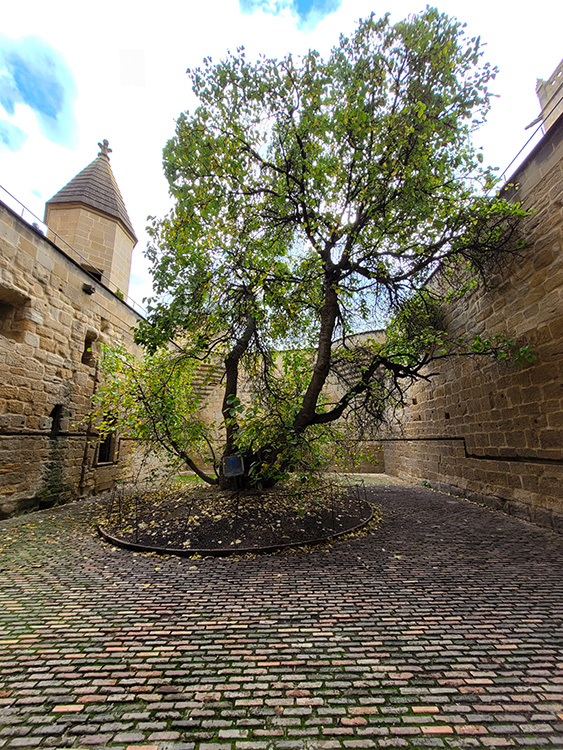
[
  {"x1": 97, "y1": 432, "x2": 118, "y2": 464},
  {"x1": 96, "y1": 416, "x2": 119, "y2": 465},
  {"x1": 0, "y1": 286, "x2": 29, "y2": 342},
  {"x1": 50, "y1": 404, "x2": 64, "y2": 439},
  {"x1": 82, "y1": 332, "x2": 99, "y2": 365}
]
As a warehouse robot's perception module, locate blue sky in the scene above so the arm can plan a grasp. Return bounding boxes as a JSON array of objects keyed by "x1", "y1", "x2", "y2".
[
  {"x1": 240, "y1": 0, "x2": 341, "y2": 27},
  {"x1": 0, "y1": 0, "x2": 561, "y2": 306},
  {"x1": 0, "y1": 35, "x2": 76, "y2": 151}
]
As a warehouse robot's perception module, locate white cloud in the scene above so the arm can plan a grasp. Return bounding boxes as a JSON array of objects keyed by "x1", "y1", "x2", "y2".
[
  {"x1": 239, "y1": 0, "x2": 341, "y2": 28},
  {"x1": 0, "y1": 34, "x2": 77, "y2": 148}
]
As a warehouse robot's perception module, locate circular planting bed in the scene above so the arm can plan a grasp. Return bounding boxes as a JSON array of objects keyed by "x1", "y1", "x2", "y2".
[{"x1": 97, "y1": 480, "x2": 376, "y2": 556}]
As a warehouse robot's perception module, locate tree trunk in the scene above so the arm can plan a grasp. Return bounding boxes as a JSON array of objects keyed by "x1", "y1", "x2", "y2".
[
  {"x1": 221, "y1": 314, "x2": 256, "y2": 475},
  {"x1": 293, "y1": 281, "x2": 339, "y2": 433}
]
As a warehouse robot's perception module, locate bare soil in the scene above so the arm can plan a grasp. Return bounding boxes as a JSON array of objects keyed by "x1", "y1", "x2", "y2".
[{"x1": 98, "y1": 480, "x2": 375, "y2": 554}]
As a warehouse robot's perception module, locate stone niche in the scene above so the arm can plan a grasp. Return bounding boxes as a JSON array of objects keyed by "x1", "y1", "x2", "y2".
[{"x1": 0, "y1": 284, "x2": 30, "y2": 343}]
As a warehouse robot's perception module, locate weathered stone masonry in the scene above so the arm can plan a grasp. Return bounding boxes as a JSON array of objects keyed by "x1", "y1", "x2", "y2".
[
  {"x1": 382, "y1": 114, "x2": 563, "y2": 530},
  {"x1": 0, "y1": 107, "x2": 561, "y2": 526},
  {"x1": 0, "y1": 146, "x2": 146, "y2": 518}
]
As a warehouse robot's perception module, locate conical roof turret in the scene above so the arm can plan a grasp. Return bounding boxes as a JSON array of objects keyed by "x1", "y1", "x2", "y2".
[
  {"x1": 45, "y1": 140, "x2": 137, "y2": 296},
  {"x1": 46, "y1": 140, "x2": 137, "y2": 242}
]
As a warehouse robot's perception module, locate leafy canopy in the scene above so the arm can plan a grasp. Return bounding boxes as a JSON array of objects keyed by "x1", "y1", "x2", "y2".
[{"x1": 116, "y1": 8, "x2": 527, "y2": 487}]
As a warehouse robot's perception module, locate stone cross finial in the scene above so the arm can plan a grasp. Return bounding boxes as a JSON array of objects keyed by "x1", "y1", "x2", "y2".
[{"x1": 98, "y1": 139, "x2": 112, "y2": 158}]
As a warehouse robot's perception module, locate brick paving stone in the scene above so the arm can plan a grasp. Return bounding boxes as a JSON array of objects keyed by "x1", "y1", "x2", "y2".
[
  {"x1": 113, "y1": 733, "x2": 146, "y2": 743},
  {"x1": 8, "y1": 739, "x2": 42, "y2": 747},
  {"x1": 220, "y1": 729, "x2": 251, "y2": 739},
  {"x1": 422, "y1": 725, "x2": 455, "y2": 734},
  {"x1": 51, "y1": 705, "x2": 84, "y2": 713},
  {"x1": 455, "y1": 724, "x2": 488, "y2": 735},
  {"x1": 147, "y1": 730, "x2": 182, "y2": 740},
  {"x1": 480, "y1": 738, "x2": 515, "y2": 746},
  {"x1": 1, "y1": 483, "x2": 563, "y2": 748},
  {"x1": 78, "y1": 734, "x2": 114, "y2": 745}
]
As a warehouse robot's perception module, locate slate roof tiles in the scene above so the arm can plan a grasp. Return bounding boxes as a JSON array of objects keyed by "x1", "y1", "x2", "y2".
[{"x1": 46, "y1": 142, "x2": 137, "y2": 241}]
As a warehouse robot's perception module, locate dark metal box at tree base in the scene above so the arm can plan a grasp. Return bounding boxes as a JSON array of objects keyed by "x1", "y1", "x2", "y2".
[{"x1": 222, "y1": 455, "x2": 245, "y2": 477}]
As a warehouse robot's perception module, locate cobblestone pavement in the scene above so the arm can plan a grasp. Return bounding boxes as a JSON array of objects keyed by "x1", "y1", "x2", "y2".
[{"x1": 1, "y1": 478, "x2": 563, "y2": 750}]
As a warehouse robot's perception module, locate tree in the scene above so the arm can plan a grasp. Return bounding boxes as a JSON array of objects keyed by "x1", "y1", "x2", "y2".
[{"x1": 99, "y1": 8, "x2": 528, "y2": 488}]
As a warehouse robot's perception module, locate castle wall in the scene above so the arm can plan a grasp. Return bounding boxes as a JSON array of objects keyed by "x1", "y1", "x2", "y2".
[
  {"x1": 1, "y1": 122, "x2": 561, "y2": 524},
  {"x1": 0, "y1": 201, "x2": 145, "y2": 517},
  {"x1": 382, "y1": 116, "x2": 563, "y2": 531}
]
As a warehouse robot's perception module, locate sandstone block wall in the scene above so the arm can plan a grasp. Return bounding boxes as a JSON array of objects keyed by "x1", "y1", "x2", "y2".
[
  {"x1": 0, "y1": 201, "x2": 145, "y2": 517},
  {"x1": 45, "y1": 204, "x2": 134, "y2": 296},
  {"x1": 382, "y1": 116, "x2": 563, "y2": 531},
  {"x1": 2, "y1": 120, "x2": 561, "y2": 522}
]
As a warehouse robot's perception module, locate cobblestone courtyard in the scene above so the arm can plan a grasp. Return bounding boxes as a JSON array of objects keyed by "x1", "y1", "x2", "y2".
[{"x1": 1, "y1": 478, "x2": 563, "y2": 749}]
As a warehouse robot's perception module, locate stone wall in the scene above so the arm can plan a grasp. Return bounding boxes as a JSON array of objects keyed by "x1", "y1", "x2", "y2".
[
  {"x1": 382, "y1": 116, "x2": 563, "y2": 531},
  {"x1": 2, "y1": 119, "x2": 561, "y2": 522},
  {"x1": 45, "y1": 204, "x2": 135, "y2": 296},
  {"x1": 0, "y1": 201, "x2": 146, "y2": 517}
]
